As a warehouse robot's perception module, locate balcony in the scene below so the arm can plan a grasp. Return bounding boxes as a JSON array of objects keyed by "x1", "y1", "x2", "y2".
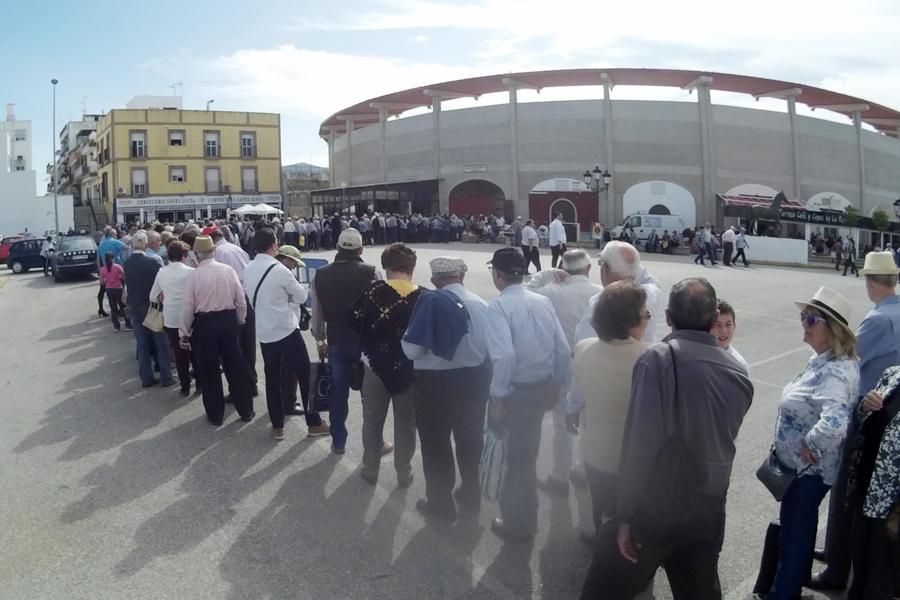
[{"x1": 80, "y1": 161, "x2": 98, "y2": 177}]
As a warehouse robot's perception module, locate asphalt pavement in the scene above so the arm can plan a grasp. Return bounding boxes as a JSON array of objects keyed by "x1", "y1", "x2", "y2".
[{"x1": 0, "y1": 244, "x2": 862, "y2": 600}]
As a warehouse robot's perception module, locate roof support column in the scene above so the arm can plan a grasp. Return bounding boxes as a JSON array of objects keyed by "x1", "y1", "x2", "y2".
[
  {"x1": 328, "y1": 130, "x2": 336, "y2": 187},
  {"x1": 852, "y1": 111, "x2": 866, "y2": 210},
  {"x1": 787, "y1": 96, "x2": 801, "y2": 201},
  {"x1": 602, "y1": 74, "x2": 616, "y2": 226},
  {"x1": 379, "y1": 107, "x2": 388, "y2": 184},
  {"x1": 431, "y1": 97, "x2": 441, "y2": 182},
  {"x1": 344, "y1": 119, "x2": 353, "y2": 186},
  {"x1": 696, "y1": 82, "x2": 716, "y2": 226},
  {"x1": 508, "y1": 85, "x2": 520, "y2": 218}
]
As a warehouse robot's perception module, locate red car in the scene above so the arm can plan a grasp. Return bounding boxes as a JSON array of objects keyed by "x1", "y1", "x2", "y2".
[{"x1": 0, "y1": 235, "x2": 24, "y2": 264}]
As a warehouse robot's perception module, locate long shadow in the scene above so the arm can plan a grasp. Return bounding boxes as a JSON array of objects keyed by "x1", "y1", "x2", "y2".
[{"x1": 537, "y1": 492, "x2": 590, "y2": 600}]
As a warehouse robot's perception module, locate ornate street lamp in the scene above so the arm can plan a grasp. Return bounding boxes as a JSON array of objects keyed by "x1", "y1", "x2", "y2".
[
  {"x1": 893, "y1": 197, "x2": 900, "y2": 219},
  {"x1": 583, "y1": 166, "x2": 611, "y2": 192}
]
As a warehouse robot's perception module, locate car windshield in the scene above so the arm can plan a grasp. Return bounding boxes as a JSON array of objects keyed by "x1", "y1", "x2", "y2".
[{"x1": 58, "y1": 237, "x2": 95, "y2": 252}]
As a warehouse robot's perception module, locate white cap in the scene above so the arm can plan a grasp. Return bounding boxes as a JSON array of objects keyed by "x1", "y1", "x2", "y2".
[
  {"x1": 337, "y1": 228, "x2": 363, "y2": 250},
  {"x1": 429, "y1": 256, "x2": 468, "y2": 275}
]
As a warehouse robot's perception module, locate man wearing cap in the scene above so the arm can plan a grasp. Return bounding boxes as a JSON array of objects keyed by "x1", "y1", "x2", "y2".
[
  {"x1": 244, "y1": 229, "x2": 329, "y2": 441},
  {"x1": 809, "y1": 250, "x2": 900, "y2": 592},
  {"x1": 124, "y1": 230, "x2": 176, "y2": 388},
  {"x1": 179, "y1": 235, "x2": 254, "y2": 426},
  {"x1": 485, "y1": 247, "x2": 572, "y2": 541},
  {"x1": 311, "y1": 228, "x2": 380, "y2": 454},
  {"x1": 402, "y1": 256, "x2": 494, "y2": 519}
]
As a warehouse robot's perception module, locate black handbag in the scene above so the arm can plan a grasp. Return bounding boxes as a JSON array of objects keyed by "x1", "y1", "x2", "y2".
[
  {"x1": 298, "y1": 304, "x2": 311, "y2": 331},
  {"x1": 310, "y1": 361, "x2": 331, "y2": 414},
  {"x1": 349, "y1": 361, "x2": 364, "y2": 391},
  {"x1": 756, "y1": 447, "x2": 808, "y2": 501}
]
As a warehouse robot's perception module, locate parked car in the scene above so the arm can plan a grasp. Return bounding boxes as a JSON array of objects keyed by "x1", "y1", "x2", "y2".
[
  {"x1": 0, "y1": 235, "x2": 24, "y2": 264},
  {"x1": 6, "y1": 238, "x2": 45, "y2": 274},
  {"x1": 51, "y1": 235, "x2": 97, "y2": 282}
]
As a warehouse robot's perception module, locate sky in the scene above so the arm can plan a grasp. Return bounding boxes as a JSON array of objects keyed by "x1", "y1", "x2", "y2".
[{"x1": 5, "y1": 0, "x2": 900, "y2": 191}]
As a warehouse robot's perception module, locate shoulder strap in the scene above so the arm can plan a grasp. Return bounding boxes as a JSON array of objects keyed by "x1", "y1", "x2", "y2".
[{"x1": 252, "y1": 263, "x2": 278, "y2": 309}]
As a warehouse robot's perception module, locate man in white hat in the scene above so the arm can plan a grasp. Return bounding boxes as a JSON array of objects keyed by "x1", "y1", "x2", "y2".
[
  {"x1": 810, "y1": 250, "x2": 900, "y2": 592},
  {"x1": 401, "y1": 257, "x2": 494, "y2": 520}
]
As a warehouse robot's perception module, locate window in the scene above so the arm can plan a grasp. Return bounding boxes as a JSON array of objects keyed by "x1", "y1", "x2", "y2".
[
  {"x1": 131, "y1": 168, "x2": 147, "y2": 195},
  {"x1": 205, "y1": 167, "x2": 220, "y2": 193},
  {"x1": 15, "y1": 155, "x2": 24, "y2": 171},
  {"x1": 168, "y1": 130, "x2": 185, "y2": 146},
  {"x1": 130, "y1": 131, "x2": 146, "y2": 158},
  {"x1": 240, "y1": 132, "x2": 256, "y2": 158},
  {"x1": 14, "y1": 129, "x2": 26, "y2": 141},
  {"x1": 204, "y1": 131, "x2": 220, "y2": 158},
  {"x1": 169, "y1": 166, "x2": 186, "y2": 183},
  {"x1": 241, "y1": 167, "x2": 257, "y2": 192}
]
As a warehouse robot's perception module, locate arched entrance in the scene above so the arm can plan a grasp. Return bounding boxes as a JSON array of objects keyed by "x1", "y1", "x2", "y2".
[
  {"x1": 528, "y1": 177, "x2": 596, "y2": 236},
  {"x1": 649, "y1": 204, "x2": 671, "y2": 215},
  {"x1": 449, "y1": 180, "x2": 505, "y2": 217},
  {"x1": 623, "y1": 181, "x2": 696, "y2": 227},
  {"x1": 550, "y1": 198, "x2": 577, "y2": 223}
]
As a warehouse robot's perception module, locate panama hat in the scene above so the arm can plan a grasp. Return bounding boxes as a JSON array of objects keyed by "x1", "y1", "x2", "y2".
[
  {"x1": 276, "y1": 245, "x2": 305, "y2": 268},
  {"x1": 193, "y1": 235, "x2": 215, "y2": 253},
  {"x1": 794, "y1": 286, "x2": 854, "y2": 335},
  {"x1": 860, "y1": 250, "x2": 900, "y2": 275}
]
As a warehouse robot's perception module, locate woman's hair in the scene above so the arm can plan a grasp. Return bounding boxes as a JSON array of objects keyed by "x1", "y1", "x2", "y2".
[
  {"x1": 167, "y1": 241, "x2": 188, "y2": 263},
  {"x1": 381, "y1": 243, "x2": 417, "y2": 274},
  {"x1": 592, "y1": 280, "x2": 648, "y2": 342},
  {"x1": 180, "y1": 229, "x2": 198, "y2": 250},
  {"x1": 104, "y1": 252, "x2": 114, "y2": 271}
]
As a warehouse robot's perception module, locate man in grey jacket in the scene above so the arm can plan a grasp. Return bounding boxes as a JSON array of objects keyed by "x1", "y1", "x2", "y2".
[{"x1": 580, "y1": 277, "x2": 753, "y2": 600}]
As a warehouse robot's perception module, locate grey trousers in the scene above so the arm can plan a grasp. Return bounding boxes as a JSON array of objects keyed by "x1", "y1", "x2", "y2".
[{"x1": 361, "y1": 365, "x2": 417, "y2": 480}]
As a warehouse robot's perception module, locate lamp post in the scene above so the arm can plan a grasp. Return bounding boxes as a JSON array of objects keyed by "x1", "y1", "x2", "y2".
[
  {"x1": 893, "y1": 197, "x2": 900, "y2": 220},
  {"x1": 51, "y1": 78, "x2": 59, "y2": 237},
  {"x1": 206, "y1": 99, "x2": 215, "y2": 111},
  {"x1": 583, "y1": 166, "x2": 612, "y2": 224}
]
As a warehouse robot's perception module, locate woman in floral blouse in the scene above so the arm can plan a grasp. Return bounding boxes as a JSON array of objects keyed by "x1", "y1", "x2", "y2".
[{"x1": 764, "y1": 287, "x2": 859, "y2": 600}]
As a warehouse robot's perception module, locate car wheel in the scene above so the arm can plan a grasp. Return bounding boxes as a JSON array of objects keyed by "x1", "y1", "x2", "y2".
[{"x1": 10, "y1": 261, "x2": 24, "y2": 274}]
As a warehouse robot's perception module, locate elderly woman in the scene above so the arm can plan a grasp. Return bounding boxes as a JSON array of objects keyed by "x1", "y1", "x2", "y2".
[
  {"x1": 149, "y1": 241, "x2": 197, "y2": 397},
  {"x1": 763, "y1": 287, "x2": 859, "y2": 600},
  {"x1": 569, "y1": 280, "x2": 650, "y2": 540}
]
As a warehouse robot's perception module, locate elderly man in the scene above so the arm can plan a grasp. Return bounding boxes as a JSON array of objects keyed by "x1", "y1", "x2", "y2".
[
  {"x1": 549, "y1": 213, "x2": 569, "y2": 269},
  {"x1": 580, "y1": 278, "x2": 753, "y2": 599},
  {"x1": 212, "y1": 226, "x2": 258, "y2": 397},
  {"x1": 485, "y1": 247, "x2": 572, "y2": 542},
  {"x1": 402, "y1": 257, "x2": 494, "y2": 519},
  {"x1": 527, "y1": 249, "x2": 602, "y2": 495},
  {"x1": 809, "y1": 250, "x2": 900, "y2": 592},
  {"x1": 179, "y1": 236, "x2": 254, "y2": 426},
  {"x1": 145, "y1": 230, "x2": 165, "y2": 267},
  {"x1": 123, "y1": 231, "x2": 175, "y2": 388}
]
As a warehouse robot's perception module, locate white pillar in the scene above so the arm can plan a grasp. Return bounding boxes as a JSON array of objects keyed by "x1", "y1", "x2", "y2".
[
  {"x1": 379, "y1": 107, "x2": 388, "y2": 184},
  {"x1": 787, "y1": 96, "x2": 801, "y2": 201},
  {"x1": 431, "y1": 98, "x2": 441, "y2": 181},
  {"x1": 508, "y1": 86, "x2": 520, "y2": 217},
  {"x1": 328, "y1": 130, "x2": 335, "y2": 187},
  {"x1": 344, "y1": 119, "x2": 354, "y2": 186},
  {"x1": 602, "y1": 79, "x2": 616, "y2": 226},
  {"x1": 697, "y1": 83, "x2": 716, "y2": 226},
  {"x1": 852, "y1": 111, "x2": 866, "y2": 209}
]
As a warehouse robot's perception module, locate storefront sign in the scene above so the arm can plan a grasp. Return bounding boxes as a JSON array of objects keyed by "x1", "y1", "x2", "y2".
[
  {"x1": 778, "y1": 208, "x2": 845, "y2": 225},
  {"x1": 463, "y1": 164, "x2": 487, "y2": 173},
  {"x1": 115, "y1": 193, "x2": 282, "y2": 210}
]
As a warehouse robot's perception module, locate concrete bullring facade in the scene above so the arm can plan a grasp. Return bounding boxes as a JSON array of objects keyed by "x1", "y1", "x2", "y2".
[{"x1": 317, "y1": 69, "x2": 900, "y2": 235}]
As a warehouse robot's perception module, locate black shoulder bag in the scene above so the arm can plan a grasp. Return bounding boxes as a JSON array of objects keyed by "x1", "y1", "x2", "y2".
[{"x1": 252, "y1": 264, "x2": 278, "y2": 309}]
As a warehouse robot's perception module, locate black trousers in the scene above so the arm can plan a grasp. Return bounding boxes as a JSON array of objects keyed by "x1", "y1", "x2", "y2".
[
  {"x1": 551, "y1": 244, "x2": 566, "y2": 269},
  {"x1": 521, "y1": 245, "x2": 541, "y2": 273},
  {"x1": 847, "y1": 509, "x2": 899, "y2": 600},
  {"x1": 585, "y1": 465, "x2": 617, "y2": 535},
  {"x1": 818, "y1": 423, "x2": 857, "y2": 585},
  {"x1": 106, "y1": 288, "x2": 130, "y2": 330},
  {"x1": 733, "y1": 248, "x2": 749, "y2": 266},
  {"x1": 98, "y1": 282, "x2": 107, "y2": 312},
  {"x1": 843, "y1": 256, "x2": 859, "y2": 276},
  {"x1": 191, "y1": 310, "x2": 253, "y2": 422},
  {"x1": 260, "y1": 330, "x2": 322, "y2": 430},
  {"x1": 165, "y1": 326, "x2": 198, "y2": 389},
  {"x1": 580, "y1": 495, "x2": 727, "y2": 600},
  {"x1": 704, "y1": 242, "x2": 717, "y2": 264},
  {"x1": 722, "y1": 241, "x2": 734, "y2": 266},
  {"x1": 415, "y1": 366, "x2": 490, "y2": 511}
]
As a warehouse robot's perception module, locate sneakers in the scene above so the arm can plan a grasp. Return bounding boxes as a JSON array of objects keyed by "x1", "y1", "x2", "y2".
[
  {"x1": 380, "y1": 442, "x2": 394, "y2": 457},
  {"x1": 307, "y1": 423, "x2": 330, "y2": 437},
  {"x1": 272, "y1": 428, "x2": 285, "y2": 441}
]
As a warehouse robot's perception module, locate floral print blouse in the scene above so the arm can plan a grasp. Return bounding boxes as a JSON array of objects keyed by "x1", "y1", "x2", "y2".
[
  {"x1": 859, "y1": 366, "x2": 900, "y2": 519},
  {"x1": 774, "y1": 351, "x2": 859, "y2": 486}
]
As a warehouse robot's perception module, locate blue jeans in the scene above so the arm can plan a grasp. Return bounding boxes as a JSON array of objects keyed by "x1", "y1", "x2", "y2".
[
  {"x1": 328, "y1": 345, "x2": 361, "y2": 449},
  {"x1": 133, "y1": 321, "x2": 173, "y2": 386},
  {"x1": 767, "y1": 474, "x2": 830, "y2": 600}
]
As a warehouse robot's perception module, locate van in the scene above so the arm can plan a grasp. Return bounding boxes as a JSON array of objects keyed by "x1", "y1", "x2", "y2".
[{"x1": 611, "y1": 213, "x2": 690, "y2": 243}]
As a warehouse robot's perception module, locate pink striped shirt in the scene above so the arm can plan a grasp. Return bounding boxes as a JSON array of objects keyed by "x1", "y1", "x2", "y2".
[
  {"x1": 179, "y1": 258, "x2": 247, "y2": 338},
  {"x1": 99, "y1": 263, "x2": 125, "y2": 289}
]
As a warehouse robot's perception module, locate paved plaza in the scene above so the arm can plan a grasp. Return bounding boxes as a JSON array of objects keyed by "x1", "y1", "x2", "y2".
[{"x1": 0, "y1": 243, "x2": 864, "y2": 600}]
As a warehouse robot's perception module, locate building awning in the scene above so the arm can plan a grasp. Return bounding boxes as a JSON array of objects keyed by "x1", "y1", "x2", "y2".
[
  {"x1": 717, "y1": 193, "x2": 804, "y2": 209},
  {"x1": 313, "y1": 179, "x2": 438, "y2": 194}
]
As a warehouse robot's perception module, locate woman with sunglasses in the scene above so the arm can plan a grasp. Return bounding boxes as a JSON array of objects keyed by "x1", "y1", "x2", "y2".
[{"x1": 761, "y1": 287, "x2": 859, "y2": 600}]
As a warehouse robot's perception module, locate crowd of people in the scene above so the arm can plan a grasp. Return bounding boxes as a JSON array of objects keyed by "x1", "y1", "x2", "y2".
[{"x1": 83, "y1": 214, "x2": 900, "y2": 600}]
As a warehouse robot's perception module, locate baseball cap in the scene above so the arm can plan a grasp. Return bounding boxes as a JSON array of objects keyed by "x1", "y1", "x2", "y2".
[
  {"x1": 487, "y1": 247, "x2": 527, "y2": 276},
  {"x1": 337, "y1": 228, "x2": 363, "y2": 250},
  {"x1": 276, "y1": 245, "x2": 304, "y2": 267}
]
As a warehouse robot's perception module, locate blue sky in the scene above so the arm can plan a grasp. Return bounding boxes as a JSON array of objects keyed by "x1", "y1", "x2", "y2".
[{"x1": 6, "y1": 0, "x2": 900, "y2": 190}]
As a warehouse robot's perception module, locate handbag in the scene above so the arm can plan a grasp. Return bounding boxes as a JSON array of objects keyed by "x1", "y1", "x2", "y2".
[
  {"x1": 143, "y1": 302, "x2": 164, "y2": 333},
  {"x1": 298, "y1": 304, "x2": 311, "y2": 331},
  {"x1": 479, "y1": 425, "x2": 508, "y2": 502},
  {"x1": 349, "y1": 360, "x2": 364, "y2": 391},
  {"x1": 756, "y1": 447, "x2": 808, "y2": 501},
  {"x1": 309, "y1": 360, "x2": 331, "y2": 414}
]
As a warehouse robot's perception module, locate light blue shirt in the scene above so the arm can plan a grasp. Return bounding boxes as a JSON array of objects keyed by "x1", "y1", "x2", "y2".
[
  {"x1": 485, "y1": 284, "x2": 572, "y2": 398},
  {"x1": 857, "y1": 295, "x2": 900, "y2": 395},
  {"x1": 97, "y1": 236, "x2": 126, "y2": 266},
  {"x1": 774, "y1": 351, "x2": 859, "y2": 485}
]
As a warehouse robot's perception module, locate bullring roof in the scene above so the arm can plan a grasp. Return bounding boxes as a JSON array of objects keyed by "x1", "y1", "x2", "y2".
[{"x1": 319, "y1": 68, "x2": 900, "y2": 139}]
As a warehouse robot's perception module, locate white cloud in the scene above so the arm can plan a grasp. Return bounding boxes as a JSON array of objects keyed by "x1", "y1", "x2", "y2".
[{"x1": 412, "y1": 34, "x2": 429, "y2": 43}]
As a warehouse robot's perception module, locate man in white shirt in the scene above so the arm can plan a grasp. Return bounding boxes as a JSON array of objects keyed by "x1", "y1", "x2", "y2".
[
  {"x1": 712, "y1": 300, "x2": 749, "y2": 373},
  {"x1": 402, "y1": 256, "x2": 496, "y2": 520},
  {"x1": 549, "y1": 213, "x2": 569, "y2": 269},
  {"x1": 40, "y1": 235, "x2": 55, "y2": 276},
  {"x1": 283, "y1": 217, "x2": 297, "y2": 248},
  {"x1": 722, "y1": 226, "x2": 736, "y2": 267},
  {"x1": 243, "y1": 227, "x2": 329, "y2": 441},
  {"x1": 528, "y1": 249, "x2": 602, "y2": 495},
  {"x1": 520, "y1": 219, "x2": 541, "y2": 274},
  {"x1": 485, "y1": 247, "x2": 572, "y2": 542}
]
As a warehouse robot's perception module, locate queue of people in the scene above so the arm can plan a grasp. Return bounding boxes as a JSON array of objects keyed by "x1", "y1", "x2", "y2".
[{"x1": 86, "y1": 217, "x2": 900, "y2": 600}]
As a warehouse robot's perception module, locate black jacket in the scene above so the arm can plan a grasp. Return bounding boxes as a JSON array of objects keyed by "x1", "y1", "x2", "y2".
[
  {"x1": 123, "y1": 252, "x2": 161, "y2": 322},
  {"x1": 313, "y1": 251, "x2": 377, "y2": 348}
]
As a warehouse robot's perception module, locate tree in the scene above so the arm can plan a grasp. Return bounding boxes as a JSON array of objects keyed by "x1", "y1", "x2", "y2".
[
  {"x1": 844, "y1": 205, "x2": 860, "y2": 229},
  {"x1": 871, "y1": 208, "x2": 891, "y2": 232}
]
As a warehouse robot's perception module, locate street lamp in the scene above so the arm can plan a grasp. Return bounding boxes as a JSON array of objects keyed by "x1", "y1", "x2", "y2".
[
  {"x1": 51, "y1": 78, "x2": 59, "y2": 237},
  {"x1": 893, "y1": 197, "x2": 900, "y2": 219},
  {"x1": 206, "y1": 99, "x2": 215, "y2": 111},
  {"x1": 583, "y1": 166, "x2": 611, "y2": 192}
]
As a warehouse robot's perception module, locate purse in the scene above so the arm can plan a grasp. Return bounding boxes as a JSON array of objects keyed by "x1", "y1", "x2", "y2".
[
  {"x1": 479, "y1": 425, "x2": 508, "y2": 502},
  {"x1": 143, "y1": 301, "x2": 164, "y2": 333},
  {"x1": 756, "y1": 447, "x2": 808, "y2": 501}
]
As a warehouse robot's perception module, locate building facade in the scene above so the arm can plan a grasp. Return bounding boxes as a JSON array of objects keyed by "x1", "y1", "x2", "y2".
[
  {"x1": 317, "y1": 68, "x2": 900, "y2": 245},
  {"x1": 95, "y1": 104, "x2": 283, "y2": 224}
]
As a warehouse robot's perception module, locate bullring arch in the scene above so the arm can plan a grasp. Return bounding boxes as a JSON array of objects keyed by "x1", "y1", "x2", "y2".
[
  {"x1": 449, "y1": 179, "x2": 505, "y2": 217},
  {"x1": 623, "y1": 181, "x2": 696, "y2": 223}
]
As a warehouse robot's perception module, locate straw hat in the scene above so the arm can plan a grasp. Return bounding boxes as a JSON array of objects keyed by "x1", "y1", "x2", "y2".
[
  {"x1": 193, "y1": 236, "x2": 215, "y2": 253},
  {"x1": 276, "y1": 245, "x2": 305, "y2": 268},
  {"x1": 794, "y1": 286, "x2": 854, "y2": 335},
  {"x1": 860, "y1": 250, "x2": 900, "y2": 275}
]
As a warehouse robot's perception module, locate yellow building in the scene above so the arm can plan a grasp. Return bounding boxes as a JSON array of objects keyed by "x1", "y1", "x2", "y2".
[{"x1": 95, "y1": 108, "x2": 282, "y2": 223}]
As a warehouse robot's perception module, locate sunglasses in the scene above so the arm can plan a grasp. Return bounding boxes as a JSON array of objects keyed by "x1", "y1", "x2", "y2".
[{"x1": 800, "y1": 311, "x2": 827, "y2": 327}]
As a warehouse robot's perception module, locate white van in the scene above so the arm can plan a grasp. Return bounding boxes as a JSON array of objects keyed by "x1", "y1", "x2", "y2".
[{"x1": 611, "y1": 213, "x2": 692, "y2": 243}]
